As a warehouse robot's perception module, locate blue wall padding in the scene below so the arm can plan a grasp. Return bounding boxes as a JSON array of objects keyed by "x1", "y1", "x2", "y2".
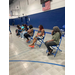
[
  {"x1": 9, "y1": 19, "x2": 13, "y2": 25},
  {"x1": 13, "y1": 17, "x2": 22, "y2": 25},
  {"x1": 9, "y1": 7, "x2": 65, "y2": 29},
  {"x1": 28, "y1": 7, "x2": 65, "y2": 29}
]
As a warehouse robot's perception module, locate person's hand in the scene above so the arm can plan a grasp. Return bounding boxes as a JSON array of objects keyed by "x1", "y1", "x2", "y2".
[
  {"x1": 52, "y1": 30, "x2": 54, "y2": 33},
  {"x1": 51, "y1": 30, "x2": 54, "y2": 35},
  {"x1": 38, "y1": 33, "x2": 40, "y2": 36},
  {"x1": 36, "y1": 35, "x2": 38, "y2": 37},
  {"x1": 46, "y1": 41, "x2": 50, "y2": 43},
  {"x1": 46, "y1": 39, "x2": 54, "y2": 43}
]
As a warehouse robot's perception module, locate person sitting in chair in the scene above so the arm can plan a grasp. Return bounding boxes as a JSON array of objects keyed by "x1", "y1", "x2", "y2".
[
  {"x1": 21, "y1": 24, "x2": 25, "y2": 31},
  {"x1": 24, "y1": 25, "x2": 33, "y2": 42},
  {"x1": 15, "y1": 25, "x2": 22, "y2": 36},
  {"x1": 20, "y1": 24, "x2": 28, "y2": 39},
  {"x1": 45, "y1": 26, "x2": 61, "y2": 56},
  {"x1": 29, "y1": 25, "x2": 45, "y2": 48}
]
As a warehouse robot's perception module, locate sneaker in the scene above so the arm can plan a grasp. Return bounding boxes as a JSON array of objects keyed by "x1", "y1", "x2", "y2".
[
  {"x1": 21, "y1": 38, "x2": 24, "y2": 39},
  {"x1": 47, "y1": 53, "x2": 51, "y2": 56},
  {"x1": 10, "y1": 33, "x2": 12, "y2": 34},
  {"x1": 29, "y1": 45, "x2": 34, "y2": 48},
  {"x1": 47, "y1": 50, "x2": 53, "y2": 56},
  {"x1": 26, "y1": 40, "x2": 29, "y2": 42}
]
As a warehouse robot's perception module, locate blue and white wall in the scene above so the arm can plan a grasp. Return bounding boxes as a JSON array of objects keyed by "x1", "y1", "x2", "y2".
[{"x1": 9, "y1": 0, "x2": 65, "y2": 29}]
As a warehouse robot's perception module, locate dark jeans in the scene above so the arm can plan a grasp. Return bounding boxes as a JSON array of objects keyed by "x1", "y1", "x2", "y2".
[
  {"x1": 24, "y1": 33, "x2": 30, "y2": 40},
  {"x1": 45, "y1": 41, "x2": 57, "y2": 52}
]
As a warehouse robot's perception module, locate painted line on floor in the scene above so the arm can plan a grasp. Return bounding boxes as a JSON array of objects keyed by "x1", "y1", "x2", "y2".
[{"x1": 9, "y1": 60, "x2": 65, "y2": 67}]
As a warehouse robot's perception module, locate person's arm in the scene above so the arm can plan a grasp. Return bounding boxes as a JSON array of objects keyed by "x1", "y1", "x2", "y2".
[
  {"x1": 35, "y1": 30, "x2": 40, "y2": 37},
  {"x1": 21, "y1": 27, "x2": 22, "y2": 30},
  {"x1": 46, "y1": 39, "x2": 54, "y2": 43},
  {"x1": 46, "y1": 32, "x2": 55, "y2": 43},
  {"x1": 38, "y1": 29, "x2": 44, "y2": 36},
  {"x1": 25, "y1": 27, "x2": 28, "y2": 31},
  {"x1": 21, "y1": 31, "x2": 22, "y2": 33},
  {"x1": 27, "y1": 30, "x2": 29, "y2": 33},
  {"x1": 25, "y1": 28, "x2": 28, "y2": 31},
  {"x1": 51, "y1": 30, "x2": 54, "y2": 35},
  {"x1": 23, "y1": 28, "x2": 25, "y2": 31},
  {"x1": 35, "y1": 29, "x2": 39, "y2": 35},
  {"x1": 47, "y1": 32, "x2": 58, "y2": 43},
  {"x1": 27, "y1": 29, "x2": 33, "y2": 33}
]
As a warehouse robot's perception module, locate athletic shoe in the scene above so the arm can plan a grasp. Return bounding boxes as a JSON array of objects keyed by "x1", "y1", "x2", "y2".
[{"x1": 29, "y1": 45, "x2": 34, "y2": 48}]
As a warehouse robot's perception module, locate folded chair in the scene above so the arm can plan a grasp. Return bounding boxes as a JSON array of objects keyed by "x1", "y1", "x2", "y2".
[{"x1": 46, "y1": 36, "x2": 62, "y2": 57}]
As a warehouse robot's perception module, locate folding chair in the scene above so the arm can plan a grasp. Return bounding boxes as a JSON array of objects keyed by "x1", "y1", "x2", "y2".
[
  {"x1": 28, "y1": 30, "x2": 35, "y2": 43},
  {"x1": 35, "y1": 32, "x2": 46, "y2": 47},
  {"x1": 46, "y1": 36, "x2": 62, "y2": 57},
  {"x1": 60, "y1": 25, "x2": 65, "y2": 37}
]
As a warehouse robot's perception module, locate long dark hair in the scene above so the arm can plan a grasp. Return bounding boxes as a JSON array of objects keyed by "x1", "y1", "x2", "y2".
[
  {"x1": 39, "y1": 25, "x2": 44, "y2": 30},
  {"x1": 53, "y1": 26, "x2": 61, "y2": 38}
]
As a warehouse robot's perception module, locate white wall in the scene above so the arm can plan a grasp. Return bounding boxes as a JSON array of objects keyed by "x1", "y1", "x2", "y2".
[{"x1": 9, "y1": 0, "x2": 65, "y2": 19}]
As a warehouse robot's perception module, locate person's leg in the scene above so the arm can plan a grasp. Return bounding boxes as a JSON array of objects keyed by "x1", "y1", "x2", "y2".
[
  {"x1": 29, "y1": 37, "x2": 37, "y2": 48},
  {"x1": 20, "y1": 31, "x2": 26, "y2": 38},
  {"x1": 18, "y1": 30, "x2": 22, "y2": 36},
  {"x1": 18, "y1": 30, "x2": 20, "y2": 37},
  {"x1": 22, "y1": 31, "x2": 27, "y2": 38},
  {"x1": 9, "y1": 29, "x2": 11, "y2": 33},
  {"x1": 15, "y1": 29, "x2": 19, "y2": 36},
  {"x1": 15, "y1": 29, "x2": 17, "y2": 33},
  {"x1": 45, "y1": 41, "x2": 57, "y2": 55},
  {"x1": 24, "y1": 33, "x2": 30, "y2": 40},
  {"x1": 29, "y1": 37, "x2": 37, "y2": 46},
  {"x1": 20, "y1": 32, "x2": 23, "y2": 38},
  {"x1": 9, "y1": 26, "x2": 12, "y2": 34}
]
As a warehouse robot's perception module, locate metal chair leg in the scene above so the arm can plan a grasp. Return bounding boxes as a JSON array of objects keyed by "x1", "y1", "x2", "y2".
[{"x1": 59, "y1": 48, "x2": 62, "y2": 52}]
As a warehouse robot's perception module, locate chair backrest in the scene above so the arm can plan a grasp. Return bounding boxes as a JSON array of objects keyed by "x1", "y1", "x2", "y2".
[
  {"x1": 32, "y1": 30, "x2": 35, "y2": 37},
  {"x1": 62, "y1": 25, "x2": 65, "y2": 29},
  {"x1": 59, "y1": 36, "x2": 62, "y2": 46},
  {"x1": 42, "y1": 31, "x2": 46, "y2": 40}
]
